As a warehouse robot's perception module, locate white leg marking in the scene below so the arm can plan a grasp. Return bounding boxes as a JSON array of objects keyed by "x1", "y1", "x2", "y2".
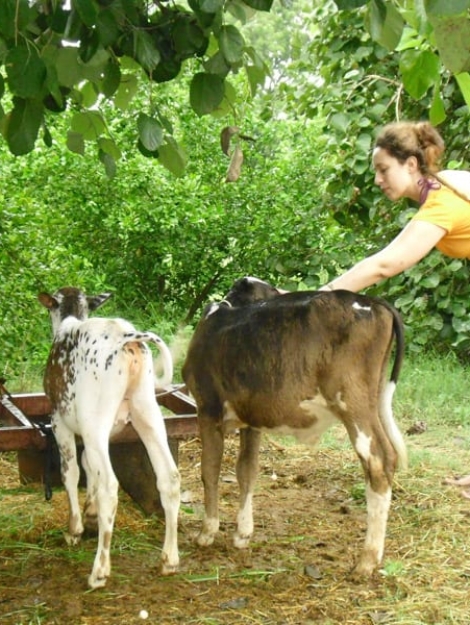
[
  {"x1": 234, "y1": 493, "x2": 254, "y2": 549},
  {"x1": 355, "y1": 484, "x2": 391, "y2": 575},
  {"x1": 197, "y1": 516, "x2": 220, "y2": 547},
  {"x1": 354, "y1": 427, "x2": 372, "y2": 462}
]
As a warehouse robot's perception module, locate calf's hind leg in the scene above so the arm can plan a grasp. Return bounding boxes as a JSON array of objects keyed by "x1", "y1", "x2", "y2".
[
  {"x1": 348, "y1": 420, "x2": 397, "y2": 577},
  {"x1": 130, "y1": 391, "x2": 180, "y2": 574},
  {"x1": 52, "y1": 417, "x2": 84, "y2": 545},
  {"x1": 81, "y1": 439, "x2": 119, "y2": 589},
  {"x1": 234, "y1": 427, "x2": 261, "y2": 548}
]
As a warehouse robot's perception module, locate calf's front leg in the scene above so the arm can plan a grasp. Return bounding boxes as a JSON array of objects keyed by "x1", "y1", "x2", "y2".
[
  {"x1": 197, "y1": 414, "x2": 224, "y2": 547},
  {"x1": 234, "y1": 427, "x2": 261, "y2": 548}
]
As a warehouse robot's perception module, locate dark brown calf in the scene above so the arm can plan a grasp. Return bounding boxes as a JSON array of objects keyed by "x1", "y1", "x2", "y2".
[{"x1": 182, "y1": 277, "x2": 407, "y2": 576}]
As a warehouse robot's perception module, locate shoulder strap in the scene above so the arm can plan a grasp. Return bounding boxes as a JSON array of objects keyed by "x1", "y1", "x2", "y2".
[{"x1": 433, "y1": 172, "x2": 470, "y2": 205}]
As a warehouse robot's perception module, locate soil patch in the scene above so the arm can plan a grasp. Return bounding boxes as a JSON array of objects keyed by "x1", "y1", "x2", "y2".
[{"x1": 1, "y1": 430, "x2": 469, "y2": 624}]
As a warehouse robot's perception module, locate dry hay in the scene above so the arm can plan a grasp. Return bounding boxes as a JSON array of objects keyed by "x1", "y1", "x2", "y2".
[{"x1": 1, "y1": 427, "x2": 469, "y2": 625}]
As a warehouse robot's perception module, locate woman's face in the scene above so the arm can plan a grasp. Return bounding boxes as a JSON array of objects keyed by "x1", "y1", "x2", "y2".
[{"x1": 372, "y1": 147, "x2": 421, "y2": 201}]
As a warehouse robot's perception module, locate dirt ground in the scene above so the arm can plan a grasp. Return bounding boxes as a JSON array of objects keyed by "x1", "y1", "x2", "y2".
[{"x1": 1, "y1": 430, "x2": 470, "y2": 625}]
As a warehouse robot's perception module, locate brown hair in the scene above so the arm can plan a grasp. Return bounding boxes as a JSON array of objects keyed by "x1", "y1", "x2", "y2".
[{"x1": 374, "y1": 121, "x2": 445, "y2": 174}]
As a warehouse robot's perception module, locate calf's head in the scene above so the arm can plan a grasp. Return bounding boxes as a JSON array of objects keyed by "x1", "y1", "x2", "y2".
[
  {"x1": 225, "y1": 277, "x2": 281, "y2": 307},
  {"x1": 38, "y1": 287, "x2": 112, "y2": 336}
]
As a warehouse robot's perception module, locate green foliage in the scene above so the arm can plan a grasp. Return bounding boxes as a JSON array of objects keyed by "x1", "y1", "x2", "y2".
[
  {"x1": 0, "y1": 0, "x2": 469, "y2": 180},
  {"x1": 0, "y1": 0, "x2": 273, "y2": 175}
]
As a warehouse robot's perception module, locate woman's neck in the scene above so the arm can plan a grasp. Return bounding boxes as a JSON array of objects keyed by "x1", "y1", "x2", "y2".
[{"x1": 417, "y1": 176, "x2": 440, "y2": 204}]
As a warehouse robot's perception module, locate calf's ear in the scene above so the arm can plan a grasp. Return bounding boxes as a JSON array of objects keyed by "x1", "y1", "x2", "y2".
[
  {"x1": 87, "y1": 292, "x2": 113, "y2": 311},
  {"x1": 38, "y1": 292, "x2": 58, "y2": 310}
]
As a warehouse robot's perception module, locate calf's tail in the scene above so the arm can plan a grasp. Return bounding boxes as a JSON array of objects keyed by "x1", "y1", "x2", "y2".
[
  {"x1": 122, "y1": 331, "x2": 174, "y2": 389},
  {"x1": 380, "y1": 305, "x2": 408, "y2": 470}
]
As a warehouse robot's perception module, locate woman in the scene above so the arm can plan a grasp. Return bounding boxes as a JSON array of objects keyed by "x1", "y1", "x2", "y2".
[{"x1": 320, "y1": 120, "x2": 470, "y2": 497}]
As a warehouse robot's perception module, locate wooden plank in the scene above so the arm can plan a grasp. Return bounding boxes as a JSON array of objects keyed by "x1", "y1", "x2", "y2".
[
  {"x1": 110, "y1": 414, "x2": 199, "y2": 444},
  {"x1": 0, "y1": 427, "x2": 48, "y2": 451},
  {"x1": 0, "y1": 392, "x2": 51, "y2": 419},
  {"x1": 156, "y1": 387, "x2": 197, "y2": 414},
  {"x1": 0, "y1": 387, "x2": 198, "y2": 452},
  {"x1": 0, "y1": 396, "x2": 35, "y2": 427}
]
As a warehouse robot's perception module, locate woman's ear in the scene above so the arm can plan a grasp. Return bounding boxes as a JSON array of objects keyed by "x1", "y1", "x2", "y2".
[{"x1": 406, "y1": 155, "x2": 420, "y2": 173}]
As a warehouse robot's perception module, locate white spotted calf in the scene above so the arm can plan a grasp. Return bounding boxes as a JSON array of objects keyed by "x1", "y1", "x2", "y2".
[
  {"x1": 182, "y1": 277, "x2": 407, "y2": 577},
  {"x1": 39, "y1": 287, "x2": 180, "y2": 589}
]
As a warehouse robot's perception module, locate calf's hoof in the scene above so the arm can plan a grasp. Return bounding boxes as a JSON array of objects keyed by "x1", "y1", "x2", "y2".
[
  {"x1": 88, "y1": 573, "x2": 108, "y2": 590},
  {"x1": 350, "y1": 557, "x2": 377, "y2": 581},
  {"x1": 64, "y1": 531, "x2": 82, "y2": 547},
  {"x1": 233, "y1": 532, "x2": 251, "y2": 549},
  {"x1": 195, "y1": 531, "x2": 215, "y2": 547},
  {"x1": 161, "y1": 558, "x2": 179, "y2": 575}
]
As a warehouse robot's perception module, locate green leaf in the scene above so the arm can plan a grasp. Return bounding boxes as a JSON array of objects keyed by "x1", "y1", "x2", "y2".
[
  {"x1": 455, "y1": 72, "x2": 470, "y2": 108},
  {"x1": 356, "y1": 133, "x2": 372, "y2": 158},
  {"x1": 137, "y1": 139, "x2": 159, "y2": 158},
  {"x1": 455, "y1": 72, "x2": 470, "y2": 105},
  {"x1": 452, "y1": 316, "x2": 470, "y2": 333},
  {"x1": 66, "y1": 130, "x2": 85, "y2": 155},
  {"x1": 218, "y1": 25, "x2": 245, "y2": 64},
  {"x1": 72, "y1": 0, "x2": 97, "y2": 27},
  {"x1": 137, "y1": 114, "x2": 164, "y2": 152},
  {"x1": 172, "y1": 17, "x2": 208, "y2": 59},
  {"x1": 198, "y1": 0, "x2": 224, "y2": 12},
  {"x1": 329, "y1": 112, "x2": 350, "y2": 133},
  {"x1": 246, "y1": 64, "x2": 266, "y2": 97},
  {"x1": 114, "y1": 73, "x2": 138, "y2": 110},
  {"x1": 421, "y1": 274, "x2": 440, "y2": 288},
  {"x1": 43, "y1": 125, "x2": 53, "y2": 148},
  {"x1": 430, "y1": 85, "x2": 446, "y2": 125},
  {"x1": 399, "y1": 49, "x2": 440, "y2": 99},
  {"x1": 79, "y1": 28, "x2": 100, "y2": 64},
  {"x1": 99, "y1": 150, "x2": 117, "y2": 178},
  {"x1": 227, "y1": 0, "x2": 257, "y2": 24},
  {"x1": 190, "y1": 72, "x2": 225, "y2": 116},
  {"x1": 134, "y1": 30, "x2": 161, "y2": 73},
  {"x1": 101, "y1": 60, "x2": 121, "y2": 98},
  {"x1": 43, "y1": 60, "x2": 64, "y2": 111},
  {"x1": 71, "y1": 111, "x2": 105, "y2": 140},
  {"x1": 4, "y1": 98, "x2": 43, "y2": 155},
  {"x1": 0, "y1": 0, "x2": 31, "y2": 40},
  {"x1": 150, "y1": 58, "x2": 182, "y2": 84},
  {"x1": 6, "y1": 47, "x2": 47, "y2": 99},
  {"x1": 79, "y1": 81, "x2": 98, "y2": 108},
  {"x1": 55, "y1": 47, "x2": 83, "y2": 88},
  {"x1": 424, "y1": 0, "x2": 470, "y2": 16},
  {"x1": 96, "y1": 9, "x2": 120, "y2": 48},
  {"x1": 427, "y1": 14, "x2": 470, "y2": 73},
  {"x1": 242, "y1": 0, "x2": 274, "y2": 10},
  {"x1": 158, "y1": 137, "x2": 187, "y2": 176},
  {"x1": 98, "y1": 137, "x2": 122, "y2": 161},
  {"x1": 334, "y1": 0, "x2": 368, "y2": 9},
  {"x1": 204, "y1": 51, "x2": 230, "y2": 77},
  {"x1": 451, "y1": 301, "x2": 466, "y2": 317},
  {"x1": 369, "y1": 0, "x2": 404, "y2": 51}
]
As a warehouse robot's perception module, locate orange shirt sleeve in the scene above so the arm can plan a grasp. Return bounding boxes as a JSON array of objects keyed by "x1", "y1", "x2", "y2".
[{"x1": 412, "y1": 187, "x2": 470, "y2": 258}]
